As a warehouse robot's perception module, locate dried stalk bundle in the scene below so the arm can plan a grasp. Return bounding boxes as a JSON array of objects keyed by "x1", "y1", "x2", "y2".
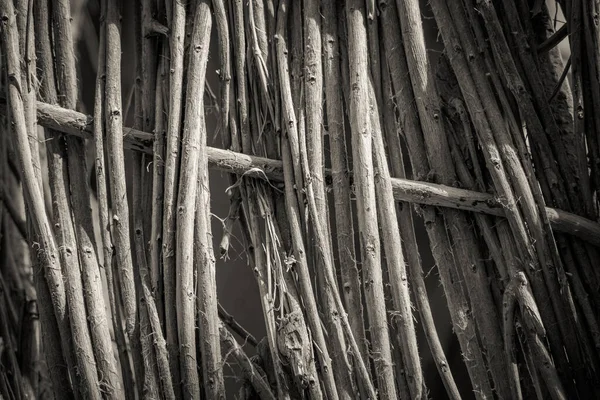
[{"x1": 1, "y1": 0, "x2": 600, "y2": 399}]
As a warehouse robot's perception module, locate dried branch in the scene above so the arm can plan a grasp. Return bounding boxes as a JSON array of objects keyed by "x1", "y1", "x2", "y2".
[
  {"x1": 3, "y1": 2, "x2": 600, "y2": 399},
  {"x1": 528, "y1": 333, "x2": 567, "y2": 400},
  {"x1": 16, "y1": 0, "x2": 41, "y2": 195},
  {"x1": 231, "y1": 0, "x2": 248, "y2": 154},
  {"x1": 322, "y1": 0, "x2": 366, "y2": 366},
  {"x1": 192, "y1": 3, "x2": 225, "y2": 397},
  {"x1": 162, "y1": 2, "x2": 187, "y2": 393},
  {"x1": 105, "y1": 0, "x2": 138, "y2": 347},
  {"x1": 217, "y1": 303, "x2": 258, "y2": 347},
  {"x1": 212, "y1": 0, "x2": 230, "y2": 148},
  {"x1": 174, "y1": 3, "x2": 213, "y2": 397},
  {"x1": 537, "y1": 24, "x2": 567, "y2": 54},
  {"x1": 144, "y1": 281, "x2": 176, "y2": 400},
  {"x1": 301, "y1": 1, "x2": 350, "y2": 397},
  {"x1": 6, "y1": 101, "x2": 600, "y2": 247},
  {"x1": 369, "y1": 82, "x2": 424, "y2": 398},
  {"x1": 129, "y1": 144, "x2": 173, "y2": 399},
  {"x1": 140, "y1": 0, "x2": 167, "y2": 332},
  {"x1": 31, "y1": 256, "x2": 73, "y2": 399},
  {"x1": 92, "y1": 6, "x2": 135, "y2": 397},
  {"x1": 150, "y1": 42, "x2": 167, "y2": 328},
  {"x1": 346, "y1": 1, "x2": 397, "y2": 398},
  {"x1": 132, "y1": 154, "x2": 161, "y2": 399}
]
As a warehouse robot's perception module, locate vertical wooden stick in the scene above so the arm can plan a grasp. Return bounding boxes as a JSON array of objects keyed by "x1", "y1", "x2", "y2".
[
  {"x1": 104, "y1": 0, "x2": 141, "y2": 393},
  {"x1": 369, "y1": 81, "x2": 424, "y2": 399},
  {"x1": 195, "y1": 117, "x2": 225, "y2": 399},
  {"x1": 162, "y1": 2, "x2": 186, "y2": 392},
  {"x1": 174, "y1": 3, "x2": 212, "y2": 397},
  {"x1": 345, "y1": 2, "x2": 397, "y2": 398}
]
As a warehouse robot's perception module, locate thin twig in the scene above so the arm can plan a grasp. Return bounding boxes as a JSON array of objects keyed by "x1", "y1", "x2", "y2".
[
  {"x1": 212, "y1": 0, "x2": 230, "y2": 150},
  {"x1": 143, "y1": 279, "x2": 176, "y2": 400},
  {"x1": 218, "y1": 190, "x2": 241, "y2": 257},
  {"x1": 218, "y1": 303, "x2": 258, "y2": 347},
  {"x1": 219, "y1": 322, "x2": 276, "y2": 400},
  {"x1": 528, "y1": 333, "x2": 567, "y2": 400},
  {"x1": 548, "y1": 56, "x2": 572, "y2": 103},
  {"x1": 536, "y1": 24, "x2": 567, "y2": 54},
  {"x1": 150, "y1": 41, "x2": 167, "y2": 328},
  {"x1": 16, "y1": 0, "x2": 41, "y2": 196}
]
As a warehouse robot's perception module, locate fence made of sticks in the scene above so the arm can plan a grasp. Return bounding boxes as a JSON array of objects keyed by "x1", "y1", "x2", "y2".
[{"x1": 1, "y1": 0, "x2": 599, "y2": 399}]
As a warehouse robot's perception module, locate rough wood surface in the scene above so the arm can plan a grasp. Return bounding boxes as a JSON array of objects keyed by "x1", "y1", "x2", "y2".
[
  {"x1": 346, "y1": 2, "x2": 397, "y2": 398},
  {"x1": 4, "y1": 101, "x2": 599, "y2": 247},
  {"x1": 52, "y1": 0, "x2": 120, "y2": 395},
  {"x1": 174, "y1": 3, "x2": 212, "y2": 397},
  {"x1": 2, "y1": 2, "x2": 600, "y2": 397},
  {"x1": 105, "y1": 0, "x2": 138, "y2": 344},
  {"x1": 162, "y1": 3, "x2": 186, "y2": 394},
  {"x1": 369, "y1": 82, "x2": 423, "y2": 398},
  {"x1": 0, "y1": 1, "x2": 79, "y2": 396}
]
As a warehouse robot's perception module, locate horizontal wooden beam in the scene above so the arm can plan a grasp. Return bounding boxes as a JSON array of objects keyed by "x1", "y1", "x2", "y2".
[{"x1": 3, "y1": 100, "x2": 599, "y2": 247}]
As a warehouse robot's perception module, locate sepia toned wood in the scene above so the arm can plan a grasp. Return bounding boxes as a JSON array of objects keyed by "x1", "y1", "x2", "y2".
[{"x1": 1, "y1": 0, "x2": 600, "y2": 398}]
